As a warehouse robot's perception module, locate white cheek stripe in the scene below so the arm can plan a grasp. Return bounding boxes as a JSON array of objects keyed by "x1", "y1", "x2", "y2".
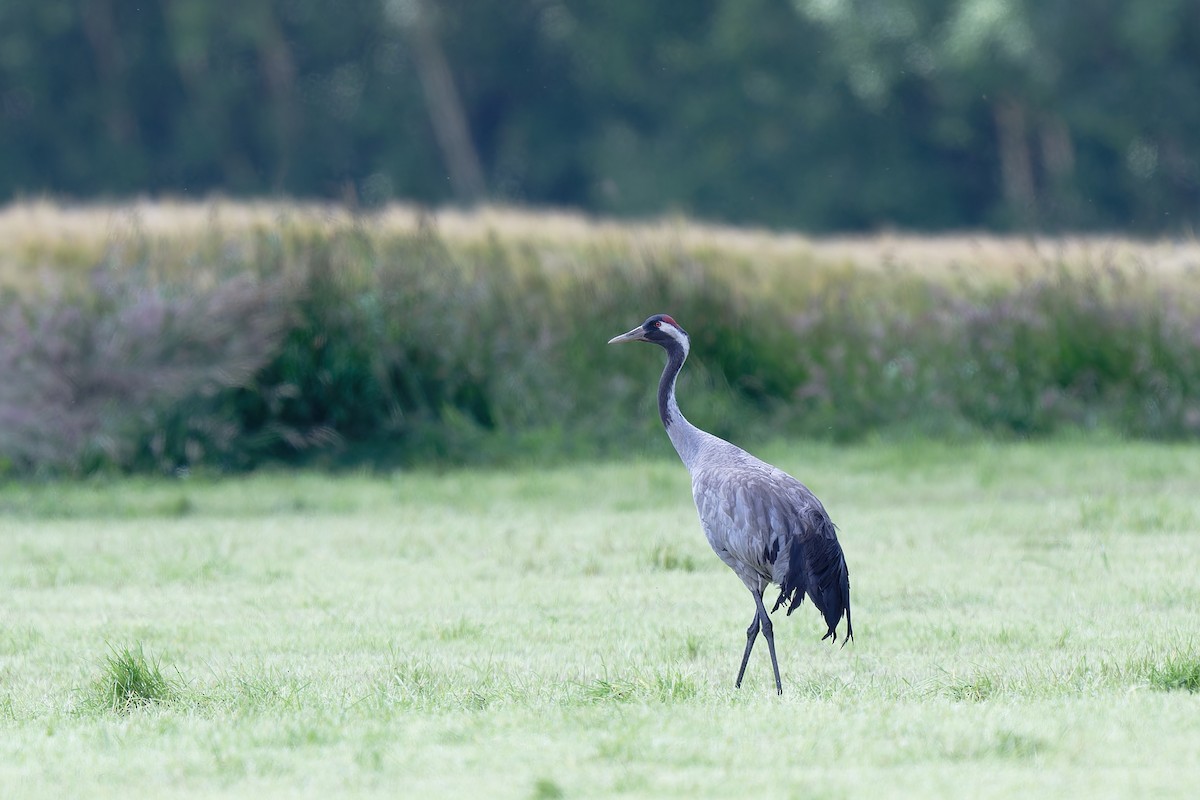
[{"x1": 661, "y1": 322, "x2": 690, "y2": 356}]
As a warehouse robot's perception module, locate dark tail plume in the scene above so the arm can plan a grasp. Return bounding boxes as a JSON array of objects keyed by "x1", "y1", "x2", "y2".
[
  {"x1": 819, "y1": 555, "x2": 853, "y2": 647},
  {"x1": 772, "y1": 517, "x2": 853, "y2": 646}
]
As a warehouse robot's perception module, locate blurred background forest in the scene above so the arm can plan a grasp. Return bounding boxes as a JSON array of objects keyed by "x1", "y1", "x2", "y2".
[{"x1": 2, "y1": 0, "x2": 1199, "y2": 232}]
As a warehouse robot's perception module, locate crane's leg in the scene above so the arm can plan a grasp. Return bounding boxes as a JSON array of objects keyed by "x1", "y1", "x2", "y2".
[
  {"x1": 735, "y1": 587, "x2": 783, "y2": 694},
  {"x1": 734, "y1": 610, "x2": 760, "y2": 689},
  {"x1": 754, "y1": 591, "x2": 783, "y2": 695}
]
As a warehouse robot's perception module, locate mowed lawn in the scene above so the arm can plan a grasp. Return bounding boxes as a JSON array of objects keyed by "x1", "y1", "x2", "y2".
[{"x1": 2, "y1": 439, "x2": 1199, "y2": 798}]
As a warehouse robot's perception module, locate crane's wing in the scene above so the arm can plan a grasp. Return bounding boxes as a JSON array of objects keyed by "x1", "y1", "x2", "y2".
[{"x1": 692, "y1": 457, "x2": 853, "y2": 644}]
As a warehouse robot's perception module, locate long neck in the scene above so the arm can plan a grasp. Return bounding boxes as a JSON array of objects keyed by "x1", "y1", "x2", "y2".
[{"x1": 658, "y1": 342, "x2": 704, "y2": 469}]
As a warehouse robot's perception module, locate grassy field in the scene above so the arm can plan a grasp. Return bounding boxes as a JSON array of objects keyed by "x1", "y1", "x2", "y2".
[{"x1": 2, "y1": 438, "x2": 1199, "y2": 798}]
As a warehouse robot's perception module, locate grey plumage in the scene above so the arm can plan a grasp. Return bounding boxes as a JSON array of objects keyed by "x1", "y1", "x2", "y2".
[{"x1": 609, "y1": 313, "x2": 853, "y2": 694}]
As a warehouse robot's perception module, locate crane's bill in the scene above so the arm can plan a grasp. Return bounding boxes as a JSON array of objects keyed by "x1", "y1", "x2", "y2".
[{"x1": 607, "y1": 326, "x2": 648, "y2": 344}]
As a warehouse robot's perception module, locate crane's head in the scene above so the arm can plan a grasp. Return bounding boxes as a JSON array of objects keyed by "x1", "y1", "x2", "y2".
[{"x1": 607, "y1": 314, "x2": 689, "y2": 354}]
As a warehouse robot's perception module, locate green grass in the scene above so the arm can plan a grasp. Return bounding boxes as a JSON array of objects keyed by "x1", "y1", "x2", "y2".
[
  {"x1": 81, "y1": 643, "x2": 179, "y2": 713},
  {"x1": 2, "y1": 438, "x2": 1200, "y2": 798}
]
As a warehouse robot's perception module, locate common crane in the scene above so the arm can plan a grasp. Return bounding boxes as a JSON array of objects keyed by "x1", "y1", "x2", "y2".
[{"x1": 609, "y1": 314, "x2": 853, "y2": 694}]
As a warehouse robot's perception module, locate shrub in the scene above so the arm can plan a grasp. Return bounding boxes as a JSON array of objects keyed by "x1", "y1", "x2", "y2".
[{"x1": 0, "y1": 259, "x2": 291, "y2": 474}]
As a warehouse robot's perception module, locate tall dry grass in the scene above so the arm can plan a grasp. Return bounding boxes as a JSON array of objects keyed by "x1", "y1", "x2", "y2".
[
  {"x1": 1, "y1": 200, "x2": 1198, "y2": 474},
  {"x1": 5, "y1": 199, "x2": 1199, "y2": 288}
]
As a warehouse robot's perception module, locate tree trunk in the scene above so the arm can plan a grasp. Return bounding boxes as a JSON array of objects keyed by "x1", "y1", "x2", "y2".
[
  {"x1": 257, "y1": 9, "x2": 298, "y2": 191},
  {"x1": 994, "y1": 97, "x2": 1037, "y2": 226},
  {"x1": 82, "y1": 0, "x2": 137, "y2": 145},
  {"x1": 406, "y1": 3, "x2": 487, "y2": 205}
]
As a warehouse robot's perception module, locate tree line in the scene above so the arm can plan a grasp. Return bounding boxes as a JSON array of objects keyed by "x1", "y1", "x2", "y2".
[{"x1": 1, "y1": 0, "x2": 1197, "y2": 232}]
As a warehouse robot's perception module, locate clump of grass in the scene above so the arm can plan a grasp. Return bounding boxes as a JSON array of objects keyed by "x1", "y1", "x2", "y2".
[
  {"x1": 646, "y1": 542, "x2": 697, "y2": 572},
  {"x1": 582, "y1": 676, "x2": 640, "y2": 704},
  {"x1": 436, "y1": 618, "x2": 484, "y2": 641},
  {"x1": 531, "y1": 778, "x2": 565, "y2": 800},
  {"x1": 940, "y1": 669, "x2": 996, "y2": 702},
  {"x1": 387, "y1": 660, "x2": 443, "y2": 708},
  {"x1": 991, "y1": 730, "x2": 1046, "y2": 759},
  {"x1": 580, "y1": 666, "x2": 699, "y2": 704},
  {"x1": 83, "y1": 643, "x2": 178, "y2": 713},
  {"x1": 652, "y1": 668, "x2": 699, "y2": 702},
  {"x1": 1146, "y1": 652, "x2": 1200, "y2": 693}
]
